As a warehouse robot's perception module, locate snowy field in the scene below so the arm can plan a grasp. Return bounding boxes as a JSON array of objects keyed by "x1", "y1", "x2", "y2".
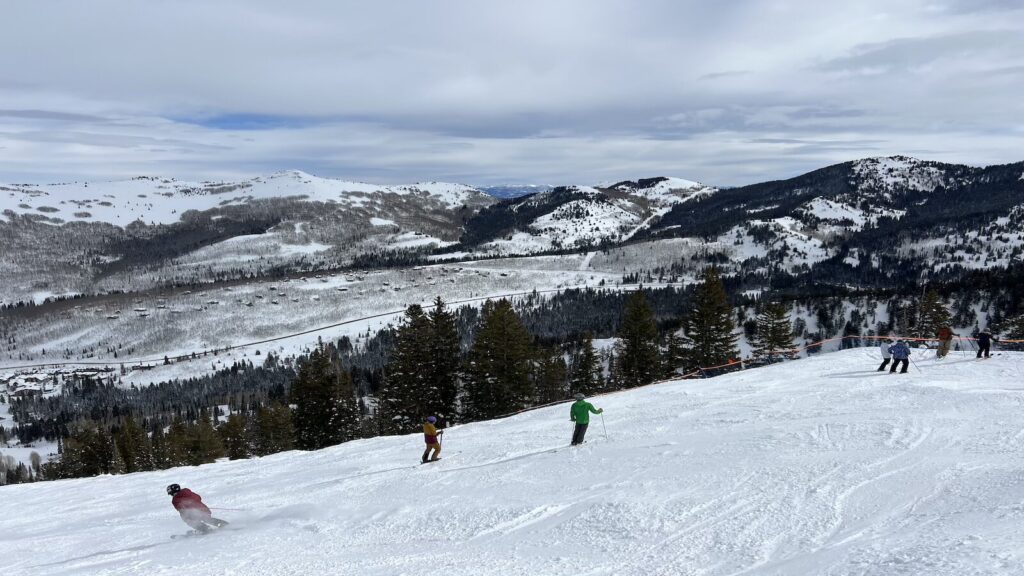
[{"x1": 4, "y1": 349, "x2": 1024, "y2": 575}]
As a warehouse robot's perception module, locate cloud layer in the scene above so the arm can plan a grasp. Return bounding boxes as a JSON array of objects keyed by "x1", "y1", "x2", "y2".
[{"x1": 2, "y1": 0, "x2": 1022, "y2": 185}]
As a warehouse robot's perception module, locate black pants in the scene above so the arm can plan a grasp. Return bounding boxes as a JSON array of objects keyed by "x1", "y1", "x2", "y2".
[
  {"x1": 571, "y1": 423, "x2": 589, "y2": 445},
  {"x1": 878, "y1": 358, "x2": 891, "y2": 371},
  {"x1": 977, "y1": 344, "x2": 990, "y2": 358},
  {"x1": 889, "y1": 359, "x2": 908, "y2": 373}
]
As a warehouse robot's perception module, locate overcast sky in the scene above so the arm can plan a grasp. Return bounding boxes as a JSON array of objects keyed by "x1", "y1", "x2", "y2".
[{"x1": 2, "y1": 0, "x2": 1022, "y2": 186}]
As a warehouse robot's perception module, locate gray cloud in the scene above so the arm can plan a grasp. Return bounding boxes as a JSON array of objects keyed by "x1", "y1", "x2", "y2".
[{"x1": 0, "y1": 0, "x2": 1021, "y2": 186}]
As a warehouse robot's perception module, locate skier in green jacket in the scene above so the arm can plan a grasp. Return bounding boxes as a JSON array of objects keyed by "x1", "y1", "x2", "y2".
[{"x1": 570, "y1": 393, "x2": 603, "y2": 446}]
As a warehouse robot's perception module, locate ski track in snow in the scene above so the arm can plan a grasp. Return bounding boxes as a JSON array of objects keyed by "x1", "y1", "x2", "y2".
[{"x1": 4, "y1": 349, "x2": 1024, "y2": 575}]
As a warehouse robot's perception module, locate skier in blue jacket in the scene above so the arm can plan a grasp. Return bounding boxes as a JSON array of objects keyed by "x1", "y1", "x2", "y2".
[{"x1": 888, "y1": 340, "x2": 910, "y2": 373}]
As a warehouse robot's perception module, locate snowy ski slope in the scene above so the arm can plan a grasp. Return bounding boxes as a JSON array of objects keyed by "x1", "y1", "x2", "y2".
[{"x1": 3, "y1": 348, "x2": 1024, "y2": 575}]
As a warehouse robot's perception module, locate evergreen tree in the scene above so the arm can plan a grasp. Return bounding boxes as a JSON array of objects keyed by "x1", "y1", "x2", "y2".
[
  {"x1": 751, "y1": 302, "x2": 796, "y2": 362},
  {"x1": 189, "y1": 409, "x2": 225, "y2": 465},
  {"x1": 255, "y1": 402, "x2": 294, "y2": 455},
  {"x1": 427, "y1": 297, "x2": 461, "y2": 423},
  {"x1": 166, "y1": 417, "x2": 191, "y2": 466},
  {"x1": 290, "y1": 346, "x2": 350, "y2": 450},
  {"x1": 535, "y1": 347, "x2": 568, "y2": 404},
  {"x1": 662, "y1": 331, "x2": 687, "y2": 377},
  {"x1": 569, "y1": 332, "x2": 603, "y2": 394},
  {"x1": 333, "y1": 369, "x2": 363, "y2": 443},
  {"x1": 1003, "y1": 304, "x2": 1024, "y2": 339},
  {"x1": 150, "y1": 425, "x2": 170, "y2": 469},
  {"x1": 463, "y1": 299, "x2": 535, "y2": 421},
  {"x1": 115, "y1": 416, "x2": 153, "y2": 473},
  {"x1": 219, "y1": 413, "x2": 250, "y2": 460},
  {"x1": 614, "y1": 291, "x2": 660, "y2": 388},
  {"x1": 680, "y1": 267, "x2": 740, "y2": 370},
  {"x1": 383, "y1": 304, "x2": 434, "y2": 431},
  {"x1": 917, "y1": 290, "x2": 952, "y2": 338}
]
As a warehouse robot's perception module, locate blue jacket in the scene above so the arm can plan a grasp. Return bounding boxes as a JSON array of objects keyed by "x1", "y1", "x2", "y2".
[{"x1": 889, "y1": 342, "x2": 910, "y2": 360}]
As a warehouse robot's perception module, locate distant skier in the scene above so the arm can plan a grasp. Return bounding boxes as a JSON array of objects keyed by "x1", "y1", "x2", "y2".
[
  {"x1": 936, "y1": 326, "x2": 954, "y2": 359},
  {"x1": 167, "y1": 484, "x2": 228, "y2": 534},
  {"x1": 877, "y1": 337, "x2": 893, "y2": 371},
  {"x1": 422, "y1": 415, "x2": 443, "y2": 463},
  {"x1": 570, "y1": 393, "x2": 603, "y2": 446},
  {"x1": 888, "y1": 340, "x2": 910, "y2": 373},
  {"x1": 976, "y1": 329, "x2": 996, "y2": 359}
]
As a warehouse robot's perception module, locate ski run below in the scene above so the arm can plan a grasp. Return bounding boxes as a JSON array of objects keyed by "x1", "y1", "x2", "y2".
[{"x1": 4, "y1": 348, "x2": 1024, "y2": 575}]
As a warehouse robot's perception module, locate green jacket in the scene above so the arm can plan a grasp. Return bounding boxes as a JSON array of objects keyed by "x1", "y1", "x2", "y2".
[{"x1": 570, "y1": 400, "x2": 602, "y2": 424}]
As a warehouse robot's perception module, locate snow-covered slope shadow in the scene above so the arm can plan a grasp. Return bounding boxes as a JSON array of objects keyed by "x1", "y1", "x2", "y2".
[{"x1": 4, "y1": 349, "x2": 1024, "y2": 575}]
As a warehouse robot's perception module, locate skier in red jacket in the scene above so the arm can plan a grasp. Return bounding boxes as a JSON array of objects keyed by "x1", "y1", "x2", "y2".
[{"x1": 167, "y1": 484, "x2": 229, "y2": 533}]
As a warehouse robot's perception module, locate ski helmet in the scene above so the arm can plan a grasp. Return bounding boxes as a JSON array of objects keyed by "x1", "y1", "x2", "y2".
[
  {"x1": 426, "y1": 416, "x2": 437, "y2": 423},
  {"x1": 574, "y1": 393, "x2": 585, "y2": 400},
  {"x1": 166, "y1": 483, "x2": 181, "y2": 496}
]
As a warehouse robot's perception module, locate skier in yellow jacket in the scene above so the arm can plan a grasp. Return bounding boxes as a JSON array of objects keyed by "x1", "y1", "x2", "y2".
[{"x1": 422, "y1": 416, "x2": 443, "y2": 463}]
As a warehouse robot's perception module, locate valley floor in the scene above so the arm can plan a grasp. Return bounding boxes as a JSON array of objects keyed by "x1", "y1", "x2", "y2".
[{"x1": 3, "y1": 349, "x2": 1024, "y2": 575}]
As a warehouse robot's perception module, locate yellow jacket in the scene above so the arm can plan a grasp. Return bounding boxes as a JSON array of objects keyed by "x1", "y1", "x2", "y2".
[{"x1": 423, "y1": 423, "x2": 440, "y2": 444}]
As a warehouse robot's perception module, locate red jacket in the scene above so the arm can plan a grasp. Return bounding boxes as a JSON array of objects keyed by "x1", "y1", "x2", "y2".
[
  {"x1": 172, "y1": 489, "x2": 211, "y2": 516},
  {"x1": 938, "y1": 327, "x2": 953, "y2": 340}
]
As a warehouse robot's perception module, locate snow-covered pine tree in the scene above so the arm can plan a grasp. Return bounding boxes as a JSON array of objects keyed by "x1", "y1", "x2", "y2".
[
  {"x1": 614, "y1": 291, "x2": 660, "y2": 388},
  {"x1": 331, "y1": 368, "x2": 363, "y2": 443},
  {"x1": 917, "y1": 289, "x2": 952, "y2": 339},
  {"x1": 751, "y1": 301, "x2": 795, "y2": 363},
  {"x1": 680, "y1": 267, "x2": 740, "y2": 370},
  {"x1": 462, "y1": 299, "x2": 535, "y2": 421},
  {"x1": 570, "y1": 331, "x2": 603, "y2": 394}
]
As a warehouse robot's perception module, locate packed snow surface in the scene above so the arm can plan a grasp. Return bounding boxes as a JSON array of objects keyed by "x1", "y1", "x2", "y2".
[{"x1": 4, "y1": 349, "x2": 1024, "y2": 575}]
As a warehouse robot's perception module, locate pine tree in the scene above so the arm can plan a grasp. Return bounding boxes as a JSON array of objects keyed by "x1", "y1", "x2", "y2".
[
  {"x1": 569, "y1": 332, "x2": 603, "y2": 394},
  {"x1": 535, "y1": 347, "x2": 568, "y2": 404},
  {"x1": 427, "y1": 297, "x2": 460, "y2": 423},
  {"x1": 150, "y1": 424, "x2": 170, "y2": 469},
  {"x1": 219, "y1": 413, "x2": 250, "y2": 460},
  {"x1": 751, "y1": 302, "x2": 795, "y2": 363},
  {"x1": 383, "y1": 304, "x2": 434, "y2": 431},
  {"x1": 291, "y1": 346, "x2": 350, "y2": 450},
  {"x1": 166, "y1": 417, "x2": 191, "y2": 466},
  {"x1": 614, "y1": 291, "x2": 660, "y2": 388},
  {"x1": 1003, "y1": 303, "x2": 1024, "y2": 339},
  {"x1": 917, "y1": 290, "x2": 952, "y2": 338},
  {"x1": 680, "y1": 267, "x2": 740, "y2": 370},
  {"x1": 115, "y1": 416, "x2": 153, "y2": 473},
  {"x1": 189, "y1": 409, "x2": 225, "y2": 465},
  {"x1": 255, "y1": 402, "x2": 294, "y2": 455},
  {"x1": 662, "y1": 331, "x2": 687, "y2": 377},
  {"x1": 332, "y1": 369, "x2": 363, "y2": 443},
  {"x1": 463, "y1": 299, "x2": 535, "y2": 421}
]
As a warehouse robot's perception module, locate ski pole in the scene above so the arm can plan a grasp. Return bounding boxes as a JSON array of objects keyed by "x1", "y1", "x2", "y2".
[
  {"x1": 600, "y1": 412, "x2": 608, "y2": 441},
  {"x1": 909, "y1": 352, "x2": 922, "y2": 373}
]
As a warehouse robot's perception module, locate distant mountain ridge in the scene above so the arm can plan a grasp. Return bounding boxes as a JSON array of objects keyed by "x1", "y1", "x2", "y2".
[{"x1": 2, "y1": 156, "x2": 1022, "y2": 305}]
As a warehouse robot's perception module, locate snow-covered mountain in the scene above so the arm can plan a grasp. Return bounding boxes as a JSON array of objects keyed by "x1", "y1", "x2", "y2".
[
  {"x1": 461, "y1": 177, "x2": 717, "y2": 255},
  {"x1": 645, "y1": 155, "x2": 1024, "y2": 278},
  {"x1": 0, "y1": 171, "x2": 496, "y2": 304},
  {"x1": 4, "y1": 348, "x2": 1023, "y2": 575},
  {"x1": 0, "y1": 170, "x2": 487, "y2": 226}
]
